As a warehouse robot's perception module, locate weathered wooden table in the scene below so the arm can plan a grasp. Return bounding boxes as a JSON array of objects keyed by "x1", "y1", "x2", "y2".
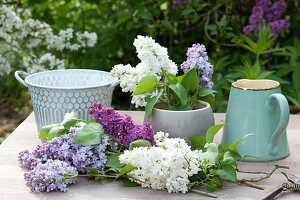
[{"x1": 0, "y1": 112, "x2": 300, "y2": 200}]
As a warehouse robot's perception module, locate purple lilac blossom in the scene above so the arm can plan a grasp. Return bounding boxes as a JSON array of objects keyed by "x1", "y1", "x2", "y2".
[
  {"x1": 249, "y1": 6, "x2": 265, "y2": 25},
  {"x1": 242, "y1": 0, "x2": 289, "y2": 37},
  {"x1": 89, "y1": 103, "x2": 155, "y2": 147},
  {"x1": 265, "y1": 0, "x2": 287, "y2": 21},
  {"x1": 256, "y1": 0, "x2": 271, "y2": 9},
  {"x1": 172, "y1": 0, "x2": 190, "y2": 9},
  {"x1": 18, "y1": 127, "x2": 109, "y2": 173},
  {"x1": 24, "y1": 160, "x2": 77, "y2": 192},
  {"x1": 267, "y1": 19, "x2": 290, "y2": 36},
  {"x1": 180, "y1": 43, "x2": 214, "y2": 89}
]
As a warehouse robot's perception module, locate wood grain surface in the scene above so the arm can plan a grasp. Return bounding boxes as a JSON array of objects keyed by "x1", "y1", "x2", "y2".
[{"x1": 0, "y1": 112, "x2": 299, "y2": 200}]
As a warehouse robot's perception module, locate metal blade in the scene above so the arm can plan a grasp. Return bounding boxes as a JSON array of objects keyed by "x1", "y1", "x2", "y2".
[{"x1": 281, "y1": 172, "x2": 300, "y2": 185}]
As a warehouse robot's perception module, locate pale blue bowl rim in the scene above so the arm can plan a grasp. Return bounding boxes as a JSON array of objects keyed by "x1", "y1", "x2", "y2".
[
  {"x1": 153, "y1": 100, "x2": 210, "y2": 113},
  {"x1": 24, "y1": 69, "x2": 118, "y2": 90}
]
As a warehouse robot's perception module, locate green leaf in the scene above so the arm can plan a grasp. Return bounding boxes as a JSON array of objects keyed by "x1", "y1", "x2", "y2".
[
  {"x1": 205, "y1": 180, "x2": 218, "y2": 192},
  {"x1": 228, "y1": 133, "x2": 255, "y2": 151},
  {"x1": 181, "y1": 67, "x2": 199, "y2": 92},
  {"x1": 181, "y1": 7, "x2": 194, "y2": 15},
  {"x1": 216, "y1": 165, "x2": 237, "y2": 182},
  {"x1": 200, "y1": 143, "x2": 218, "y2": 162},
  {"x1": 292, "y1": 71, "x2": 300, "y2": 90},
  {"x1": 84, "y1": 167, "x2": 99, "y2": 174},
  {"x1": 89, "y1": 119, "x2": 95, "y2": 123},
  {"x1": 286, "y1": 95, "x2": 300, "y2": 108},
  {"x1": 198, "y1": 87, "x2": 218, "y2": 97},
  {"x1": 218, "y1": 143, "x2": 229, "y2": 153},
  {"x1": 241, "y1": 155, "x2": 264, "y2": 161},
  {"x1": 161, "y1": 20, "x2": 172, "y2": 30},
  {"x1": 237, "y1": 43, "x2": 255, "y2": 54},
  {"x1": 164, "y1": 72, "x2": 177, "y2": 84},
  {"x1": 189, "y1": 135, "x2": 206, "y2": 150},
  {"x1": 39, "y1": 124, "x2": 58, "y2": 138},
  {"x1": 169, "y1": 104, "x2": 192, "y2": 111},
  {"x1": 145, "y1": 88, "x2": 163, "y2": 116},
  {"x1": 205, "y1": 177, "x2": 222, "y2": 192},
  {"x1": 140, "y1": 12, "x2": 153, "y2": 20},
  {"x1": 221, "y1": 150, "x2": 242, "y2": 165},
  {"x1": 257, "y1": 71, "x2": 274, "y2": 79},
  {"x1": 48, "y1": 125, "x2": 65, "y2": 140},
  {"x1": 61, "y1": 112, "x2": 78, "y2": 129},
  {"x1": 240, "y1": 34, "x2": 256, "y2": 50},
  {"x1": 199, "y1": 94, "x2": 215, "y2": 110},
  {"x1": 129, "y1": 139, "x2": 152, "y2": 150},
  {"x1": 169, "y1": 83, "x2": 188, "y2": 106},
  {"x1": 133, "y1": 75, "x2": 158, "y2": 95},
  {"x1": 123, "y1": 178, "x2": 139, "y2": 187},
  {"x1": 100, "y1": 178, "x2": 114, "y2": 184},
  {"x1": 206, "y1": 24, "x2": 217, "y2": 31},
  {"x1": 117, "y1": 164, "x2": 137, "y2": 178},
  {"x1": 72, "y1": 123, "x2": 104, "y2": 145},
  {"x1": 261, "y1": 48, "x2": 284, "y2": 54},
  {"x1": 206, "y1": 124, "x2": 227, "y2": 143},
  {"x1": 106, "y1": 154, "x2": 125, "y2": 173}
]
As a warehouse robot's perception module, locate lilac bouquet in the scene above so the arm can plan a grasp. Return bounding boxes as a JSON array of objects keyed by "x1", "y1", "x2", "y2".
[
  {"x1": 111, "y1": 36, "x2": 216, "y2": 116},
  {"x1": 19, "y1": 104, "x2": 155, "y2": 192}
]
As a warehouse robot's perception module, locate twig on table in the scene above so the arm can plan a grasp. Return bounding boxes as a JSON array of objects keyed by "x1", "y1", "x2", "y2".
[
  {"x1": 237, "y1": 169, "x2": 268, "y2": 174},
  {"x1": 237, "y1": 164, "x2": 289, "y2": 183},
  {"x1": 78, "y1": 174, "x2": 116, "y2": 178},
  {"x1": 190, "y1": 188, "x2": 218, "y2": 198},
  {"x1": 237, "y1": 181, "x2": 265, "y2": 190},
  {"x1": 77, "y1": 173, "x2": 147, "y2": 184}
]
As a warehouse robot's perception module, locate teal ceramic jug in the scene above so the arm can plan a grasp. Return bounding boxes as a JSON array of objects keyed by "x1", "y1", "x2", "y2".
[{"x1": 222, "y1": 79, "x2": 290, "y2": 161}]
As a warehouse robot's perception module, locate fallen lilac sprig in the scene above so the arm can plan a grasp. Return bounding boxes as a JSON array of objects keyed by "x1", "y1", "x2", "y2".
[
  {"x1": 19, "y1": 127, "x2": 109, "y2": 173},
  {"x1": 24, "y1": 160, "x2": 78, "y2": 192},
  {"x1": 89, "y1": 103, "x2": 155, "y2": 147}
]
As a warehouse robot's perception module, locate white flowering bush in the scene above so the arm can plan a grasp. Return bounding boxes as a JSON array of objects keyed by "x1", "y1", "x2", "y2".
[
  {"x1": 0, "y1": 4, "x2": 97, "y2": 75},
  {"x1": 111, "y1": 35, "x2": 217, "y2": 115}
]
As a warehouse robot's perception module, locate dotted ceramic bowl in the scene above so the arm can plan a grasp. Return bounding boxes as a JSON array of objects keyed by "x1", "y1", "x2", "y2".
[{"x1": 15, "y1": 69, "x2": 119, "y2": 133}]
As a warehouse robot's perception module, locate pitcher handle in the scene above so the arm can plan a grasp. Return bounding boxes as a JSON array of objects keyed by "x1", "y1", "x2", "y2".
[
  {"x1": 15, "y1": 71, "x2": 29, "y2": 87},
  {"x1": 265, "y1": 93, "x2": 289, "y2": 155}
]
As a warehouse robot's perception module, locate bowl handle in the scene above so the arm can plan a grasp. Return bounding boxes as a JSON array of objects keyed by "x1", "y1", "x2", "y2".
[
  {"x1": 109, "y1": 79, "x2": 120, "y2": 89},
  {"x1": 15, "y1": 71, "x2": 29, "y2": 87}
]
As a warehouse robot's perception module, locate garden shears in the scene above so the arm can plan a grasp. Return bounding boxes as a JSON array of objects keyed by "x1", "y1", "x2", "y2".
[{"x1": 259, "y1": 172, "x2": 300, "y2": 200}]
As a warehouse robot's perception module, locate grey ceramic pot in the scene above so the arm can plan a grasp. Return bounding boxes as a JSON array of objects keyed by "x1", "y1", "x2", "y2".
[{"x1": 144, "y1": 100, "x2": 215, "y2": 145}]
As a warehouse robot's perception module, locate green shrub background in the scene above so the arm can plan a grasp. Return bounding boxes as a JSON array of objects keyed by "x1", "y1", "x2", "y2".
[{"x1": 1, "y1": 0, "x2": 300, "y2": 115}]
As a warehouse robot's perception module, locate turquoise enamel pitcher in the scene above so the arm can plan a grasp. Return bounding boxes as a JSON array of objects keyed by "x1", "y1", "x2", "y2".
[{"x1": 222, "y1": 79, "x2": 290, "y2": 161}]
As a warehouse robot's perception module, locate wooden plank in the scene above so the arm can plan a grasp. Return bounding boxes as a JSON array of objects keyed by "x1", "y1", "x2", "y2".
[{"x1": 0, "y1": 112, "x2": 299, "y2": 199}]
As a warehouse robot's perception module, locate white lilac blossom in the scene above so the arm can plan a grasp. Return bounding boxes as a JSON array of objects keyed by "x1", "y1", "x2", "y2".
[
  {"x1": 119, "y1": 132, "x2": 207, "y2": 193},
  {"x1": 0, "y1": 5, "x2": 97, "y2": 75},
  {"x1": 0, "y1": 54, "x2": 10, "y2": 75},
  {"x1": 111, "y1": 35, "x2": 178, "y2": 108},
  {"x1": 24, "y1": 160, "x2": 77, "y2": 192},
  {"x1": 180, "y1": 43, "x2": 214, "y2": 88}
]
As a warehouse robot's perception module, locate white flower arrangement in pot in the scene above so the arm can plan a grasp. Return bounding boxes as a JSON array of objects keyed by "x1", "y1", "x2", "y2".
[{"x1": 111, "y1": 35, "x2": 216, "y2": 141}]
